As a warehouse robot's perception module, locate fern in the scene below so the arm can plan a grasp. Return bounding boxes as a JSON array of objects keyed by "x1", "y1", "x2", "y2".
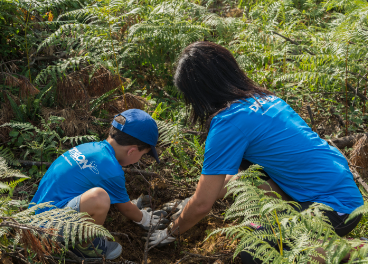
[
  {"x1": 1, "y1": 118, "x2": 97, "y2": 162},
  {"x1": 0, "y1": 157, "x2": 28, "y2": 197},
  {"x1": 89, "y1": 86, "x2": 119, "y2": 112},
  {"x1": 207, "y1": 165, "x2": 368, "y2": 263},
  {"x1": 0, "y1": 157, "x2": 111, "y2": 253},
  {"x1": 156, "y1": 120, "x2": 184, "y2": 147},
  {"x1": 17, "y1": 203, "x2": 113, "y2": 249},
  {"x1": 0, "y1": 147, "x2": 20, "y2": 166}
]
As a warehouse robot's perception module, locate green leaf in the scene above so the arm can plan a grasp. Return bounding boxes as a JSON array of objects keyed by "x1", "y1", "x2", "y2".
[{"x1": 9, "y1": 130, "x2": 19, "y2": 138}]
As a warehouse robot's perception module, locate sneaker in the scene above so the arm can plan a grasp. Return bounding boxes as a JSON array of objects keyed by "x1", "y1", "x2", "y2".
[{"x1": 72, "y1": 237, "x2": 122, "y2": 260}]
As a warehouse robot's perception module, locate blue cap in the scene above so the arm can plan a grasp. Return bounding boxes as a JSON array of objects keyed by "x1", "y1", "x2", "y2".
[{"x1": 112, "y1": 109, "x2": 160, "y2": 163}]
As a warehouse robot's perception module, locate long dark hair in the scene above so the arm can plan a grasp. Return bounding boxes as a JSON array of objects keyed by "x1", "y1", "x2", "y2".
[{"x1": 174, "y1": 41, "x2": 273, "y2": 130}]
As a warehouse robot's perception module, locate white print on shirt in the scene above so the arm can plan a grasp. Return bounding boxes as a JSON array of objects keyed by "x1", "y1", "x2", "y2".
[
  {"x1": 69, "y1": 147, "x2": 99, "y2": 174},
  {"x1": 262, "y1": 101, "x2": 282, "y2": 115},
  {"x1": 249, "y1": 95, "x2": 279, "y2": 113},
  {"x1": 62, "y1": 154, "x2": 72, "y2": 166}
]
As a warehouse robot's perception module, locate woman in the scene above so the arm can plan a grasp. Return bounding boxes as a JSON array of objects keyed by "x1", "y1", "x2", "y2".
[{"x1": 147, "y1": 41, "x2": 363, "y2": 263}]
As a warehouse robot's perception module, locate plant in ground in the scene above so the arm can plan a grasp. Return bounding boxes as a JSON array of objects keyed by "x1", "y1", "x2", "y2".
[{"x1": 207, "y1": 165, "x2": 368, "y2": 263}]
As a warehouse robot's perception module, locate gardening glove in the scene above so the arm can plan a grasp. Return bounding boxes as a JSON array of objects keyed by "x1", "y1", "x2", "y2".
[
  {"x1": 131, "y1": 194, "x2": 167, "y2": 214},
  {"x1": 131, "y1": 194, "x2": 151, "y2": 209},
  {"x1": 143, "y1": 228, "x2": 176, "y2": 247},
  {"x1": 134, "y1": 210, "x2": 169, "y2": 231},
  {"x1": 162, "y1": 196, "x2": 192, "y2": 220}
]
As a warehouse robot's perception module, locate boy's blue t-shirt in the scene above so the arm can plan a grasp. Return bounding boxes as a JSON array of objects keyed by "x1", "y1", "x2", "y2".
[
  {"x1": 30, "y1": 140, "x2": 129, "y2": 210},
  {"x1": 202, "y1": 95, "x2": 363, "y2": 214}
]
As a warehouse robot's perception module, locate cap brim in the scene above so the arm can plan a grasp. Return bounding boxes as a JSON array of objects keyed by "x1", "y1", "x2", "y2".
[{"x1": 148, "y1": 146, "x2": 160, "y2": 163}]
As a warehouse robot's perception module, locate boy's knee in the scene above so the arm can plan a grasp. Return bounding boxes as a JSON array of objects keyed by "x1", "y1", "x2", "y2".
[{"x1": 86, "y1": 187, "x2": 111, "y2": 209}]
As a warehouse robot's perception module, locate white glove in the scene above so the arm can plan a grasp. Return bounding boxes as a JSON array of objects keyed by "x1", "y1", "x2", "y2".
[
  {"x1": 131, "y1": 194, "x2": 150, "y2": 209},
  {"x1": 134, "y1": 210, "x2": 168, "y2": 230},
  {"x1": 162, "y1": 196, "x2": 192, "y2": 220},
  {"x1": 144, "y1": 228, "x2": 176, "y2": 247}
]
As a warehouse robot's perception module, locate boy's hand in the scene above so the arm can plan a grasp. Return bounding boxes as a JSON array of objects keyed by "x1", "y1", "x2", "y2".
[
  {"x1": 143, "y1": 228, "x2": 176, "y2": 247},
  {"x1": 134, "y1": 210, "x2": 169, "y2": 230},
  {"x1": 162, "y1": 196, "x2": 192, "y2": 220}
]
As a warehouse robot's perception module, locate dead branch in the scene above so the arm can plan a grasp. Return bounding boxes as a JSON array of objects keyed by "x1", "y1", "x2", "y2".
[
  {"x1": 348, "y1": 71, "x2": 368, "y2": 83},
  {"x1": 182, "y1": 129, "x2": 205, "y2": 136},
  {"x1": 328, "y1": 140, "x2": 368, "y2": 193},
  {"x1": 306, "y1": 105, "x2": 315, "y2": 131},
  {"x1": 174, "y1": 255, "x2": 190, "y2": 264},
  {"x1": 181, "y1": 251, "x2": 232, "y2": 260},
  {"x1": 4, "y1": 251, "x2": 31, "y2": 264},
  {"x1": 0, "y1": 219, "x2": 56, "y2": 236},
  {"x1": 347, "y1": 82, "x2": 368, "y2": 102},
  {"x1": 329, "y1": 133, "x2": 368, "y2": 149},
  {"x1": 271, "y1": 31, "x2": 315, "y2": 55}
]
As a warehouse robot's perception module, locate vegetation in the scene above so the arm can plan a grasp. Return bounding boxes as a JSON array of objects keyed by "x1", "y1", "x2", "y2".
[
  {"x1": 208, "y1": 166, "x2": 368, "y2": 263},
  {"x1": 1, "y1": 0, "x2": 368, "y2": 263}
]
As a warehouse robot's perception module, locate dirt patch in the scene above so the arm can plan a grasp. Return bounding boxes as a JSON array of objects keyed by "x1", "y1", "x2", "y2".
[
  {"x1": 105, "y1": 207, "x2": 240, "y2": 264},
  {"x1": 102, "y1": 161, "x2": 240, "y2": 264}
]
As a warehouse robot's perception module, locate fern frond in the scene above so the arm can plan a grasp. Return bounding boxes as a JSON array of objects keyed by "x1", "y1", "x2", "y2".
[
  {"x1": 156, "y1": 120, "x2": 184, "y2": 147},
  {"x1": 0, "y1": 157, "x2": 28, "y2": 179},
  {"x1": 207, "y1": 165, "x2": 351, "y2": 263},
  {"x1": 62, "y1": 135, "x2": 97, "y2": 146}
]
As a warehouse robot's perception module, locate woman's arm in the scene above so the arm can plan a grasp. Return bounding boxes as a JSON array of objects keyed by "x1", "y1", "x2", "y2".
[{"x1": 170, "y1": 174, "x2": 225, "y2": 235}]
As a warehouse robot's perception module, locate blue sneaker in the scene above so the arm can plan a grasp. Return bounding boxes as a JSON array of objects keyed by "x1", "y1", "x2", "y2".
[{"x1": 72, "y1": 237, "x2": 122, "y2": 260}]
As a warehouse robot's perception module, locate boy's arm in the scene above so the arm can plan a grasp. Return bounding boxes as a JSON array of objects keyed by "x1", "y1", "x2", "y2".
[{"x1": 115, "y1": 201, "x2": 143, "y2": 222}]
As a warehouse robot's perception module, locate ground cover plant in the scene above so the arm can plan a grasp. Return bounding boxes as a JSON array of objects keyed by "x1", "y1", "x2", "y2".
[{"x1": 1, "y1": 0, "x2": 368, "y2": 263}]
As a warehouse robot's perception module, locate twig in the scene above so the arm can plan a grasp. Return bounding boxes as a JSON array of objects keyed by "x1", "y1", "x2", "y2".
[
  {"x1": 271, "y1": 31, "x2": 315, "y2": 55},
  {"x1": 46, "y1": 255, "x2": 136, "y2": 264},
  {"x1": 306, "y1": 105, "x2": 315, "y2": 131},
  {"x1": 0, "y1": 60, "x2": 22, "y2": 68},
  {"x1": 182, "y1": 129, "x2": 205, "y2": 136},
  {"x1": 208, "y1": 213, "x2": 225, "y2": 220},
  {"x1": 181, "y1": 251, "x2": 232, "y2": 260},
  {"x1": 347, "y1": 82, "x2": 368, "y2": 102},
  {"x1": 65, "y1": 247, "x2": 84, "y2": 262},
  {"x1": 174, "y1": 255, "x2": 190, "y2": 264},
  {"x1": 109, "y1": 232, "x2": 131, "y2": 244},
  {"x1": 345, "y1": 43, "x2": 350, "y2": 136},
  {"x1": 143, "y1": 215, "x2": 156, "y2": 264},
  {"x1": 348, "y1": 71, "x2": 368, "y2": 83},
  {"x1": 88, "y1": 238, "x2": 105, "y2": 263},
  {"x1": 5, "y1": 251, "x2": 31, "y2": 264}
]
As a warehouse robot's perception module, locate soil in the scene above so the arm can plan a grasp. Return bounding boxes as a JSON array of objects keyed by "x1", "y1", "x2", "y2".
[{"x1": 101, "y1": 158, "x2": 242, "y2": 264}]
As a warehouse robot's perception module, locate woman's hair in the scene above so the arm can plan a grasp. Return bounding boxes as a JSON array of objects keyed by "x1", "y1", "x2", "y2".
[
  {"x1": 109, "y1": 115, "x2": 151, "y2": 151},
  {"x1": 174, "y1": 41, "x2": 273, "y2": 129}
]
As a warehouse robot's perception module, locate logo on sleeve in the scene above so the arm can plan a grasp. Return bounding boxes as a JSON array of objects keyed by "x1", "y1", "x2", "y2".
[{"x1": 69, "y1": 147, "x2": 99, "y2": 174}]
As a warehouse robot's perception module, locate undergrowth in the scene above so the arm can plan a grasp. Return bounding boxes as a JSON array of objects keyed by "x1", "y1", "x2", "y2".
[{"x1": 1, "y1": 0, "x2": 368, "y2": 263}]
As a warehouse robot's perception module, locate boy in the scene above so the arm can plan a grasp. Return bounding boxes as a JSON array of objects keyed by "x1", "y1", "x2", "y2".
[{"x1": 30, "y1": 109, "x2": 162, "y2": 259}]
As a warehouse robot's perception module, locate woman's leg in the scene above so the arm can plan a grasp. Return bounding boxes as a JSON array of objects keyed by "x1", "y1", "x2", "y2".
[
  {"x1": 237, "y1": 160, "x2": 361, "y2": 263},
  {"x1": 218, "y1": 159, "x2": 291, "y2": 201}
]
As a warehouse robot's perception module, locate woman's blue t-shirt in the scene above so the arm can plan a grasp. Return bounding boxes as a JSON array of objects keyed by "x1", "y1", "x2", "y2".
[
  {"x1": 30, "y1": 140, "x2": 130, "y2": 210},
  {"x1": 202, "y1": 95, "x2": 363, "y2": 214}
]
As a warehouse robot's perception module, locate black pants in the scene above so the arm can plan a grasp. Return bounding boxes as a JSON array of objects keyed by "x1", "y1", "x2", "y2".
[{"x1": 239, "y1": 160, "x2": 362, "y2": 264}]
